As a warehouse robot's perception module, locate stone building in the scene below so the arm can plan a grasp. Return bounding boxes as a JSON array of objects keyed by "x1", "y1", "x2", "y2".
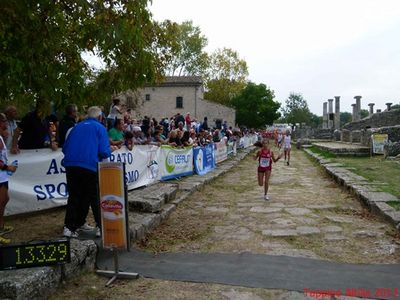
[{"x1": 117, "y1": 76, "x2": 236, "y2": 128}]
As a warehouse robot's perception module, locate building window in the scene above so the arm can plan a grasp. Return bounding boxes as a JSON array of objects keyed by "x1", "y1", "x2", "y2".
[
  {"x1": 145, "y1": 94, "x2": 151, "y2": 101},
  {"x1": 176, "y1": 96, "x2": 183, "y2": 108}
]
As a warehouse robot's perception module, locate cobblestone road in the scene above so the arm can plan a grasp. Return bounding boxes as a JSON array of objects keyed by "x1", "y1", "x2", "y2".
[{"x1": 150, "y1": 147, "x2": 399, "y2": 264}]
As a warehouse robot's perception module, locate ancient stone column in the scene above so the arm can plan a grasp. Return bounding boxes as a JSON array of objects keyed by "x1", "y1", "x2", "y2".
[
  {"x1": 351, "y1": 104, "x2": 356, "y2": 122},
  {"x1": 323, "y1": 102, "x2": 328, "y2": 129},
  {"x1": 386, "y1": 102, "x2": 392, "y2": 111},
  {"x1": 354, "y1": 96, "x2": 362, "y2": 121},
  {"x1": 334, "y1": 96, "x2": 340, "y2": 129},
  {"x1": 328, "y1": 99, "x2": 334, "y2": 129},
  {"x1": 368, "y1": 103, "x2": 375, "y2": 116}
]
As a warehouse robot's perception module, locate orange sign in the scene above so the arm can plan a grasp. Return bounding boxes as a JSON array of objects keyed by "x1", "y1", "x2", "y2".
[{"x1": 98, "y1": 162, "x2": 129, "y2": 250}]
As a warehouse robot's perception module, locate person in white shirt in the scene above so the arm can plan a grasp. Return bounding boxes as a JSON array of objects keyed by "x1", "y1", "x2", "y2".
[
  {"x1": 4, "y1": 106, "x2": 18, "y2": 153},
  {"x1": 283, "y1": 130, "x2": 292, "y2": 166},
  {"x1": 0, "y1": 113, "x2": 18, "y2": 244},
  {"x1": 106, "y1": 98, "x2": 123, "y2": 129}
]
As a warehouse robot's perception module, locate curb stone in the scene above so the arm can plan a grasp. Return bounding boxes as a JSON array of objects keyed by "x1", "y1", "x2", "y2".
[
  {"x1": 304, "y1": 149, "x2": 400, "y2": 230},
  {"x1": 0, "y1": 146, "x2": 255, "y2": 299}
]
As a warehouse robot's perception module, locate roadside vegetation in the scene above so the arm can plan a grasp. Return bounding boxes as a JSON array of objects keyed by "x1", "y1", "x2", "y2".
[
  {"x1": 308, "y1": 146, "x2": 337, "y2": 159},
  {"x1": 308, "y1": 147, "x2": 400, "y2": 208}
]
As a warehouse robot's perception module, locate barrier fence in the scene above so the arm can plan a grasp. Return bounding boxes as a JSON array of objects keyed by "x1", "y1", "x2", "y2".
[{"x1": 6, "y1": 135, "x2": 257, "y2": 216}]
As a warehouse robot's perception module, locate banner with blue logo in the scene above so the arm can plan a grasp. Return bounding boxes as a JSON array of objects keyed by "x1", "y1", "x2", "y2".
[
  {"x1": 193, "y1": 144, "x2": 215, "y2": 176},
  {"x1": 159, "y1": 145, "x2": 193, "y2": 180},
  {"x1": 110, "y1": 145, "x2": 160, "y2": 190}
]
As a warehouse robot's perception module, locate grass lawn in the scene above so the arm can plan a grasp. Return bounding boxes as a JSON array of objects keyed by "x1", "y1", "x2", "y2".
[
  {"x1": 307, "y1": 145, "x2": 337, "y2": 159},
  {"x1": 308, "y1": 147, "x2": 400, "y2": 200}
]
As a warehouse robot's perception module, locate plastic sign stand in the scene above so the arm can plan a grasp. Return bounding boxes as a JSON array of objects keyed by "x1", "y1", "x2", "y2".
[{"x1": 96, "y1": 162, "x2": 138, "y2": 285}]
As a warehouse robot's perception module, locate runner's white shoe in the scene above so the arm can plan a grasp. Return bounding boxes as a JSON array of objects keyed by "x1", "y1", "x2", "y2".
[
  {"x1": 78, "y1": 223, "x2": 95, "y2": 231},
  {"x1": 96, "y1": 227, "x2": 101, "y2": 238},
  {"x1": 264, "y1": 195, "x2": 269, "y2": 201},
  {"x1": 63, "y1": 227, "x2": 79, "y2": 238}
]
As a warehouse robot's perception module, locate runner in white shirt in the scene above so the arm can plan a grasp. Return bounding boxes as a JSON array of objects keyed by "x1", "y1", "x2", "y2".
[{"x1": 283, "y1": 130, "x2": 292, "y2": 166}]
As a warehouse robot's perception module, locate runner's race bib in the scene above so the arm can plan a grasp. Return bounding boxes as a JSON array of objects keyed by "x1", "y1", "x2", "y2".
[{"x1": 260, "y1": 157, "x2": 270, "y2": 168}]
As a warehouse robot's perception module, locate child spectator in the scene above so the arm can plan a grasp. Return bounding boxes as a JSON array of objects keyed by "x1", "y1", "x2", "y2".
[
  {"x1": 108, "y1": 118, "x2": 124, "y2": 150},
  {"x1": 124, "y1": 131, "x2": 134, "y2": 151}
]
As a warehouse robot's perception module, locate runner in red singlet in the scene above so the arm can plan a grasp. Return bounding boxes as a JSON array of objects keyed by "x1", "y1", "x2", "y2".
[{"x1": 254, "y1": 139, "x2": 282, "y2": 200}]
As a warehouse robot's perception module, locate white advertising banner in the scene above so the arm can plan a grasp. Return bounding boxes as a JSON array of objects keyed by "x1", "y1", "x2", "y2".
[
  {"x1": 6, "y1": 149, "x2": 67, "y2": 216},
  {"x1": 239, "y1": 135, "x2": 257, "y2": 149},
  {"x1": 371, "y1": 134, "x2": 388, "y2": 154},
  {"x1": 215, "y1": 140, "x2": 228, "y2": 164},
  {"x1": 159, "y1": 145, "x2": 193, "y2": 180},
  {"x1": 109, "y1": 145, "x2": 160, "y2": 190}
]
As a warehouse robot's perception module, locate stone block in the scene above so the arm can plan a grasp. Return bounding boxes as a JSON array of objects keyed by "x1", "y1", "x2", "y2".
[
  {"x1": 261, "y1": 229, "x2": 298, "y2": 237},
  {"x1": 128, "y1": 196, "x2": 164, "y2": 213},
  {"x1": 350, "y1": 130, "x2": 361, "y2": 143},
  {"x1": 0, "y1": 267, "x2": 60, "y2": 300},
  {"x1": 296, "y1": 226, "x2": 321, "y2": 235},
  {"x1": 341, "y1": 129, "x2": 350, "y2": 142},
  {"x1": 160, "y1": 203, "x2": 176, "y2": 221},
  {"x1": 384, "y1": 141, "x2": 400, "y2": 157},
  {"x1": 63, "y1": 239, "x2": 97, "y2": 279}
]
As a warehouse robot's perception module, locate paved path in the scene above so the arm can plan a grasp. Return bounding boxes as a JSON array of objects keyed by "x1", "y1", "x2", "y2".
[
  {"x1": 146, "y1": 146, "x2": 399, "y2": 264},
  {"x1": 57, "y1": 147, "x2": 400, "y2": 299},
  {"x1": 97, "y1": 249, "x2": 400, "y2": 299}
]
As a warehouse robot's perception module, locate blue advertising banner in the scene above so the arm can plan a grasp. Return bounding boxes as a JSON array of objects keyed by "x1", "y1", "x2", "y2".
[{"x1": 193, "y1": 144, "x2": 215, "y2": 176}]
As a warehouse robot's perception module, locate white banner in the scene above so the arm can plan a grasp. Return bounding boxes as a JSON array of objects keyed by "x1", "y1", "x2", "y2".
[
  {"x1": 371, "y1": 134, "x2": 388, "y2": 154},
  {"x1": 109, "y1": 145, "x2": 160, "y2": 190},
  {"x1": 159, "y1": 145, "x2": 193, "y2": 180},
  {"x1": 215, "y1": 140, "x2": 228, "y2": 163},
  {"x1": 239, "y1": 135, "x2": 257, "y2": 149},
  {"x1": 6, "y1": 149, "x2": 67, "y2": 216},
  {"x1": 5, "y1": 138, "x2": 251, "y2": 216}
]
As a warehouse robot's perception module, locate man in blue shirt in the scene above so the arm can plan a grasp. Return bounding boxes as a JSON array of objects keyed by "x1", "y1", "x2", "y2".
[{"x1": 62, "y1": 106, "x2": 111, "y2": 238}]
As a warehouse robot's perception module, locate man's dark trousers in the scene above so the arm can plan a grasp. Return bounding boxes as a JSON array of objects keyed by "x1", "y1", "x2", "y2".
[{"x1": 64, "y1": 166, "x2": 100, "y2": 231}]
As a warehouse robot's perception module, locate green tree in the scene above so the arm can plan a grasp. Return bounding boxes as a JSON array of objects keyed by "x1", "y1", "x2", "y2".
[
  {"x1": 0, "y1": 0, "x2": 163, "y2": 113},
  {"x1": 204, "y1": 48, "x2": 248, "y2": 106},
  {"x1": 340, "y1": 112, "x2": 352, "y2": 126},
  {"x1": 360, "y1": 109, "x2": 369, "y2": 119},
  {"x1": 231, "y1": 82, "x2": 280, "y2": 128},
  {"x1": 162, "y1": 20, "x2": 209, "y2": 77},
  {"x1": 281, "y1": 93, "x2": 312, "y2": 126},
  {"x1": 309, "y1": 113, "x2": 323, "y2": 128}
]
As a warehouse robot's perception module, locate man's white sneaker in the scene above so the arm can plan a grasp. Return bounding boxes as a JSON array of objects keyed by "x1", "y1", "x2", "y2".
[
  {"x1": 264, "y1": 195, "x2": 269, "y2": 201},
  {"x1": 78, "y1": 223, "x2": 95, "y2": 231},
  {"x1": 96, "y1": 227, "x2": 101, "y2": 238},
  {"x1": 63, "y1": 227, "x2": 79, "y2": 238}
]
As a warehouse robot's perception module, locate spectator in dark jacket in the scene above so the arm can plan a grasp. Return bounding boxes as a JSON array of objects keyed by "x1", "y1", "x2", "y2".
[{"x1": 58, "y1": 104, "x2": 78, "y2": 147}]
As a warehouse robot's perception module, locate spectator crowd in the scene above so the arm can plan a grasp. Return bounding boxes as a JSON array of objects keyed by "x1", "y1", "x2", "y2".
[{"x1": 1, "y1": 98, "x2": 254, "y2": 155}]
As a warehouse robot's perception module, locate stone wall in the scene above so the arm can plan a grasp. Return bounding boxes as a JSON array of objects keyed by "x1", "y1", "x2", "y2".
[
  {"x1": 350, "y1": 130, "x2": 361, "y2": 143},
  {"x1": 343, "y1": 109, "x2": 400, "y2": 131},
  {"x1": 197, "y1": 99, "x2": 236, "y2": 128},
  {"x1": 292, "y1": 128, "x2": 333, "y2": 140},
  {"x1": 341, "y1": 129, "x2": 350, "y2": 142},
  {"x1": 359, "y1": 125, "x2": 400, "y2": 147}
]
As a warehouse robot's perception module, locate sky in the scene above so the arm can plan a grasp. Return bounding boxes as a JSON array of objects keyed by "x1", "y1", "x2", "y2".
[{"x1": 149, "y1": 0, "x2": 400, "y2": 115}]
